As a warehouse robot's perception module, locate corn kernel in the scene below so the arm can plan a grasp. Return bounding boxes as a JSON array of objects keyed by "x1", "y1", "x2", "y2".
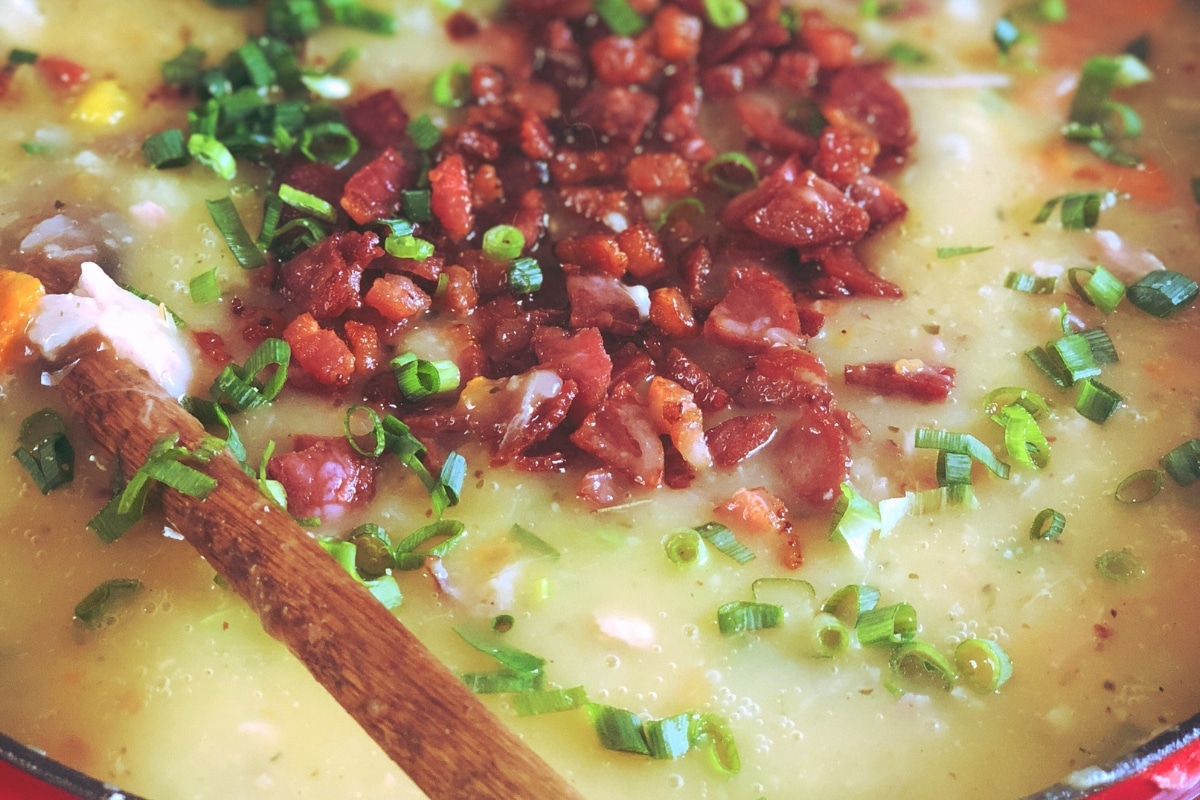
[{"x1": 71, "y1": 79, "x2": 129, "y2": 127}]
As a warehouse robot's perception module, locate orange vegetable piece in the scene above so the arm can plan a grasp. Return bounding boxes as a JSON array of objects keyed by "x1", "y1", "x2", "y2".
[
  {"x1": 0, "y1": 270, "x2": 46, "y2": 369},
  {"x1": 282, "y1": 312, "x2": 355, "y2": 386}
]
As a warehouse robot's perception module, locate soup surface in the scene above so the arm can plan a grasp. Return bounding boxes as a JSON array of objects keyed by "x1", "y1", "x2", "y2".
[{"x1": 2, "y1": 1, "x2": 1200, "y2": 799}]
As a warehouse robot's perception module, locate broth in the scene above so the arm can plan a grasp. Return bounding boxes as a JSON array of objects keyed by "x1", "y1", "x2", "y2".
[{"x1": 2, "y1": 1, "x2": 1200, "y2": 798}]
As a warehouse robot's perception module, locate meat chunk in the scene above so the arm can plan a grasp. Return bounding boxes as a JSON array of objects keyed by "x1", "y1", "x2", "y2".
[
  {"x1": 268, "y1": 435, "x2": 380, "y2": 521},
  {"x1": 279, "y1": 231, "x2": 382, "y2": 320}
]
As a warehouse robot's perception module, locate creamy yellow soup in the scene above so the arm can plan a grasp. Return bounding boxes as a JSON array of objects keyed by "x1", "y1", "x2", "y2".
[{"x1": 2, "y1": 1, "x2": 1200, "y2": 799}]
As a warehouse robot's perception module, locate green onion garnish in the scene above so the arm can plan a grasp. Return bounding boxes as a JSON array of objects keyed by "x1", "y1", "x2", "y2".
[
  {"x1": 586, "y1": 704, "x2": 651, "y2": 756},
  {"x1": 1033, "y1": 190, "x2": 1115, "y2": 230},
  {"x1": 482, "y1": 224, "x2": 525, "y2": 261},
  {"x1": 936, "y1": 450, "x2": 974, "y2": 486},
  {"x1": 808, "y1": 612, "x2": 851, "y2": 658},
  {"x1": 984, "y1": 386, "x2": 1050, "y2": 418},
  {"x1": 701, "y1": 151, "x2": 759, "y2": 193},
  {"x1": 694, "y1": 521, "x2": 755, "y2": 564},
  {"x1": 73, "y1": 578, "x2": 144, "y2": 629},
  {"x1": 1069, "y1": 265, "x2": 1125, "y2": 314},
  {"x1": 663, "y1": 528, "x2": 707, "y2": 566},
  {"x1": 644, "y1": 713, "x2": 693, "y2": 760},
  {"x1": 182, "y1": 396, "x2": 246, "y2": 463},
  {"x1": 142, "y1": 128, "x2": 191, "y2": 169},
  {"x1": 1064, "y1": 54, "x2": 1152, "y2": 166},
  {"x1": 392, "y1": 352, "x2": 461, "y2": 401},
  {"x1": 1159, "y1": 439, "x2": 1200, "y2": 486},
  {"x1": 703, "y1": 0, "x2": 748, "y2": 29},
  {"x1": 205, "y1": 196, "x2": 266, "y2": 269},
  {"x1": 347, "y1": 523, "x2": 395, "y2": 580},
  {"x1": 299, "y1": 120, "x2": 358, "y2": 167},
  {"x1": 955, "y1": 637, "x2": 1013, "y2": 693},
  {"x1": 1115, "y1": 469, "x2": 1163, "y2": 504},
  {"x1": 1095, "y1": 548, "x2": 1144, "y2": 582},
  {"x1": 188, "y1": 267, "x2": 221, "y2": 304},
  {"x1": 1029, "y1": 507, "x2": 1065, "y2": 540},
  {"x1": 460, "y1": 669, "x2": 543, "y2": 694},
  {"x1": 12, "y1": 409, "x2": 75, "y2": 495},
  {"x1": 402, "y1": 189, "x2": 433, "y2": 222},
  {"x1": 1074, "y1": 378, "x2": 1122, "y2": 423},
  {"x1": 937, "y1": 244, "x2": 992, "y2": 259},
  {"x1": 407, "y1": 113, "x2": 440, "y2": 150},
  {"x1": 828, "y1": 482, "x2": 881, "y2": 559},
  {"x1": 507, "y1": 256, "x2": 543, "y2": 294},
  {"x1": 384, "y1": 233, "x2": 435, "y2": 261},
  {"x1": 392, "y1": 519, "x2": 466, "y2": 570},
  {"x1": 513, "y1": 686, "x2": 589, "y2": 717},
  {"x1": 1003, "y1": 271, "x2": 1057, "y2": 294},
  {"x1": 318, "y1": 537, "x2": 404, "y2": 608},
  {"x1": 890, "y1": 640, "x2": 957, "y2": 693},
  {"x1": 1046, "y1": 332, "x2": 1102, "y2": 384},
  {"x1": 856, "y1": 602, "x2": 918, "y2": 647},
  {"x1": 914, "y1": 428, "x2": 1010, "y2": 479},
  {"x1": 689, "y1": 712, "x2": 741, "y2": 774},
  {"x1": 716, "y1": 601, "x2": 785, "y2": 635},
  {"x1": 885, "y1": 42, "x2": 929, "y2": 65},
  {"x1": 654, "y1": 197, "x2": 705, "y2": 231},
  {"x1": 454, "y1": 625, "x2": 546, "y2": 685},
  {"x1": 188, "y1": 133, "x2": 238, "y2": 179},
  {"x1": 509, "y1": 524, "x2": 560, "y2": 560},
  {"x1": 210, "y1": 338, "x2": 290, "y2": 411},
  {"x1": 593, "y1": 0, "x2": 647, "y2": 35},
  {"x1": 1025, "y1": 346, "x2": 1073, "y2": 390},
  {"x1": 820, "y1": 584, "x2": 881, "y2": 626},
  {"x1": 279, "y1": 182, "x2": 337, "y2": 223},
  {"x1": 1126, "y1": 270, "x2": 1199, "y2": 319},
  {"x1": 994, "y1": 403, "x2": 1050, "y2": 468},
  {"x1": 878, "y1": 486, "x2": 978, "y2": 535},
  {"x1": 429, "y1": 61, "x2": 469, "y2": 108}
]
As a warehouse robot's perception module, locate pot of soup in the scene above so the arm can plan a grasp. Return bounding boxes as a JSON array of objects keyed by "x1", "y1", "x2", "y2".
[{"x1": 2, "y1": 0, "x2": 1200, "y2": 798}]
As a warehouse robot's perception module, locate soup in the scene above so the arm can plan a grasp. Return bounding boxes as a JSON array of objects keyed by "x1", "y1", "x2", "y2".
[{"x1": 2, "y1": 1, "x2": 1200, "y2": 798}]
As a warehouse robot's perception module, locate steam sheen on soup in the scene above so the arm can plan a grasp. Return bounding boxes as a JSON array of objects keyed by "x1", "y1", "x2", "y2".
[{"x1": 1, "y1": 1, "x2": 1200, "y2": 799}]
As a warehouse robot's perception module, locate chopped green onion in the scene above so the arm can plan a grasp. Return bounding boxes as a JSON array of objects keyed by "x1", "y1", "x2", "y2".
[
  {"x1": 347, "y1": 523, "x2": 395, "y2": 580},
  {"x1": 513, "y1": 686, "x2": 589, "y2": 717},
  {"x1": 885, "y1": 41, "x2": 928, "y2": 65},
  {"x1": 984, "y1": 386, "x2": 1050, "y2": 418},
  {"x1": 593, "y1": 0, "x2": 647, "y2": 35},
  {"x1": 460, "y1": 669, "x2": 543, "y2": 694},
  {"x1": 1095, "y1": 548, "x2": 1144, "y2": 582},
  {"x1": 820, "y1": 584, "x2": 881, "y2": 626},
  {"x1": 161, "y1": 44, "x2": 206, "y2": 87},
  {"x1": 1029, "y1": 507, "x2": 1066, "y2": 540},
  {"x1": 73, "y1": 578, "x2": 144, "y2": 629},
  {"x1": 689, "y1": 712, "x2": 741, "y2": 774},
  {"x1": 429, "y1": 61, "x2": 469, "y2": 107},
  {"x1": 1046, "y1": 333, "x2": 1102, "y2": 384},
  {"x1": 654, "y1": 197, "x2": 705, "y2": 230},
  {"x1": 937, "y1": 244, "x2": 992, "y2": 258},
  {"x1": 324, "y1": 0, "x2": 396, "y2": 33},
  {"x1": 1191, "y1": 177, "x2": 1200, "y2": 205},
  {"x1": 407, "y1": 113, "x2": 440, "y2": 150},
  {"x1": 808, "y1": 612, "x2": 851, "y2": 658},
  {"x1": 392, "y1": 519, "x2": 466, "y2": 570},
  {"x1": 994, "y1": 403, "x2": 1050, "y2": 468},
  {"x1": 890, "y1": 640, "x2": 957, "y2": 693},
  {"x1": 879, "y1": 486, "x2": 979, "y2": 535},
  {"x1": 1003, "y1": 271, "x2": 1057, "y2": 294},
  {"x1": 856, "y1": 602, "x2": 918, "y2": 647},
  {"x1": 210, "y1": 338, "x2": 290, "y2": 411},
  {"x1": 750, "y1": 577, "x2": 817, "y2": 614},
  {"x1": 205, "y1": 197, "x2": 266, "y2": 269},
  {"x1": 1115, "y1": 469, "x2": 1163, "y2": 504},
  {"x1": 492, "y1": 614, "x2": 514, "y2": 633},
  {"x1": 507, "y1": 257, "x2": 543, "y2": 295},
  {"x1": 586, "y1": 704, "x2": 651, "y2": 756},
  {"x1": 142, "y1": 128, "x2": 191, "y2": 169},
  {"x1": 279, "y1": 182, "x2": 337, "y2": 222},
  {"x1": 454, "y1": 626, "x2": 546, "y2": 680},
  {"x1": 828, "y1": 482, "x2": 881, "y2": 560},
  {"x1": 701, "y1": 151, "x2": 758, "y2": 193},
  {"x1": 188, "y1": 133, "x2": 237, "y2": 180},
  {"x1": 1126, "y1": 270, "x2": 1199, "y2": 318},
  {"x1": 236, "y1": 39, "x2": 278, "y2": 87},
  {"x1": 1074, "y1": 378, "x2": 1122, "y2": 423},
  {"x1": 1069, "y1": 265, "x2": 1125, "y2": 314},
  {"x1": 182, "y1": 396, "x2": 246, "y2": 463},
  {"x1": 1159, "y1": 439, "x2": 1200, "y2": 486},
  {"x1": 509, "y1": 524, "x2": 560, "y2": 560},
  {"x1": 644, "y1": 713, "x2": 693, "y2": 760},
  {"x1": 482, "y1": 224, "x2": 525, "y2": 261},
  {"x1": 318, "y1": 537, "x2": 403, "y2": 608},
  {"x1": 1065, "y1": 54, "x2": 1152, "y2": 165},
  {"x1": 299, "y1": 120, "x2": 358, "y2": 167},
  {"x1": 914, "y1": 428, "x2": 1010, "y2": 479},
  {"x1": 703, "y1": 0, "x2": 748, "y2": 29},
  {"x1": 384, "y1": 233, "x2": 435, "y2": 261},
  {"x1": 936, "y1": 450, "x2": 974, "y2": 486},
  {"x1": 694, "y1": 521, "x2": 755, "y2": 565},
  {"x1": 955, "y1": 637, "x2": 1013, "y2": 693},
  {"x1": 343, "y1": 405, "x2": 386, "y2": 457},
  {"x1": 1033, "y1": 191, "x2": 1115, "y2": 230},
  {"x1": 188, "y1": 267, "x2": 221, "y2": 304},
  {"x1": 393, "y1": 352, "x2": 461, "y2": 401},
  {"x1": 7, "y1": 48, "x2": 37, "y2": 66},
  {"x1": 257, "y1": 440, "x2": 289, "y2": 510},
  {"x1": 1025, "y1": 345, "x2": 1073, "y2": 390},
  {"x1": 12, "y1": 409, "x2": 74, "y2": 495},
  {"x1": 716, "y1": 601, "x2": 784, "y2": 635},
  {"x1": 436, "y1": 451, "x2": 466, "y2": 508},
  {"x1": 663, "y1": 528, "x2": 707, "y2": 566},
  {"x1": 402, "y1": 189, "x2": 432, "y2": 222}
]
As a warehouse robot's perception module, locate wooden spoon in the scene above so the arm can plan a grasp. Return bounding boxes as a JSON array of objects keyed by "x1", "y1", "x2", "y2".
[{"x1": 56, "y1": 346, "x2": 585, "y2": 800}]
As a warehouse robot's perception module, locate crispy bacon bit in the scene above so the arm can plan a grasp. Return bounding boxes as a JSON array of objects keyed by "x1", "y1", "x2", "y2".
[
  {"x1": 438, "y1": 264, "x2": 479, "y2": 316},
  {"x1": 566, "y1": 273, "x2": 646, "y2": 335},
  {"x1": 648, "y1": 376, "x2": 711, "y2": 470},
  {"x1": 625, "y1": 152, "x2": 695, "y2": 197},
  {"x1": 192, "y1": 331, "x2": 231, "y2": 366},
  {"x1": 844, "y1": 360, "x2": 956, "y2": 403},
  {"x1": 733, "y1": 167, "x2": 871, "y2": 249},
  {"x1": 825, "y1": 64, "x2": 915, "y2": 164},
  {"x1": 777, "y1": 404, "x2": 851, "y2": 510},
  {"x1": 428, "y1": 154, "x2": 475, "y2": 242},
  {"x1": 812, "y1": 245, "x2": 902, "y2": 298},
  {"x1": 571, "y1": 382, "x2": 664, "y2": 487},
  {"x1": 279, "y1": 231, "x2": 382, "y2": 321},
  {"x1": 557, "y1": 233, "x2": 628, "y2": 277},
  {"x1": 364, "y1": 273, "x2": 431, "y2": 323},
  {"x1": 723, "y1": 347, "x2": 831, "y2": 407},
  {"x1": 340, "y1": 147, "x2": 411, "y2": 225},
  {"x1": 649, "y1": 287, "x2": 697, "y2": 337},
  {"x1": 460, "y1": 370, "x2": 578, "y2": 463},
  {"x1": 533, "y1": 326, "x2": 613, "y2": 420},
  {"x1": 617, "y1": 223, "x2": 665, "y2": 279},
  {"x1": 283, "y1": 312, "x2": 355, "y2": 386},
  {"x1": 714, "y1": 486, "x2": 802, "y2": 569},
  {"x1": 343, "y1": 319, "x2": 383, "y2": 376},
  {"x1": 342, "y1": 89, "x2": 410, "y2": 150},
  {"x1": 704, "y1": 265, "x2": 802, "y2": 352},
  {"x1": 267, "y1": 435, "x2": 379, "y2": 521},
  {"x1": 662, "y1": 348, "x2": 730, "y2": 413},
  {"x1": 590, "y1": 35, "x2": 660, "y2": 87},
  {"x1": 569, "y1": 86, "x2": 659, "y2": 145},
  {"x1": 706, "y1": 413, "x2": 778, "y2": 468}
]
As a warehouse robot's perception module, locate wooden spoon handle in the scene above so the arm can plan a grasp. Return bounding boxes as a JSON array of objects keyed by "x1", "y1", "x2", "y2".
[{"x1": 58, "y1": 347, "x2": 584, "y2": 800}]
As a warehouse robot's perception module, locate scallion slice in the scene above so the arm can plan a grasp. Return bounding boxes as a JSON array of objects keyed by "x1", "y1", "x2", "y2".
[
  {"x1": 279, "y1": 182, "x2": 337, "y2": 222},
  {"x1": 460, "y1": 668, "x2": 542, "y2": 694},
  {"x1": 347, "y1": 523, "x2": 395, "y2": 580},
  {"x1": 392, "y1": 519, "x2": 466, "y2": 570},
  {"x1": 205, "y1": 197, "x2": 266, "y2": 269},
  {"x1": 937, "y1": 244, "x2": 992, "y2": 259},
  {"x1": 689, "y1": 712, "x2": 741, "y2": 774},
  {"x1": 703, "y1": 0, "x2": 749, "y2": 29},
  {"x1": 1159, "y1": 439, "x2": 1200, "y2": 486},
  {"x1": 12, "y1": 408, "x2": 74, "y2": 495},
  {"x1": 955, "y1": 637, "x2": 1013, "y2": 693},
  {"x1": 828, "y1": 482, "x2": 881, "y2": 560},
  {"x1": 663, "y1": 528, "x2": 707, "y2": 566},
  {"x1": 1069, "y1": 265, "x2": 1125, "y2": 314},
  {"x1": 586, "y1": 704, "x2": 652, "y2": 756},
  {"x1": 983, "y1": 386, "x2": 1050, "y2": 419},
  {"x1": 994, "y1": 403, "x2": 1050, "y2": 468},
  {"x1": 402, "y1": 189, "x2": 433, "y2": 222},
  {"x1": 1095, "y1": 548, "x2": 1144, "y2": 582},
  {"x1": 210, "y1": 338, "x2": 290, "y2": 411},
  {"x1": 509, "y1": 524, "x2": 560, "y2": 560},
  {"x1": 594, "y1": 0, "x2": 647, "y2": 35},
  {"x1": 317, "y1": 538, "x2": 403, "y2": 608},
  {"x1": 429, "y1": 61, "x2": 470, "y2": 108},
  {"x1": 1033, "y1": 191, "x2": 1114, "y2": 230},
  {"x1": 694, "y1": 521, "x2": 755, "y2": 564},
  {"x1": 1115, "y1": 469, "x2": 1163, "y2": 504},
  {"x1": 1074, "y1": 378, "x2": 1122, "y2": 423},
  {"x1": 73, "y1": 578, "x2": 144, "y2": 629},
  {"x1": 716, "y1": 601, "x2": 784, "y2": 635},
  {"x1": 1126, "y1": 270, "x2": 1199, "y2": 318},
  {"x1": 299, "y1": 120, "x2": 358, "y2": 167},
  {"x1": 878, "y1": 486, "x2": 979, "y2": 536},
  {"x1": 407, "y1": 113, "x2": 440, "y2": 150},
  {"x1": 914, "y1": 428, "x2": 1010, "y2": 479},
  {"x1": 654, "y1": 197, "x2": 704, "y2": 230},
  {"x1": 890, "y1": 640, "x2": 957, "y2": 693},
  {"x1": 455, "y1": 626, "x2": 545, "y2": 684},
  {"x1": 182, "y1": 396, "x2": 246, "y2": 463},
  {"x1": 1029, "y1": 507, "x2": 1066, "y2": 540},
  {"x1": 508, "y1": 256, "x2": 543, "y2": 294},
  {"x1": 1025, "y1": 346, "x2": 1073, "y2": 390},
  {"x1": 820, "y1": 584, "x2": 881, "y2": 626},
  {"x1": 188, "y1": 267, "x2": 221, "y2": 304},
  {"x1": 644, "y1": 713, "x2": 693, "y2": 760},
  {"x1": 701, "y1": 151, "x2": 759, "y2": 193},
  {"x1": 384, "y1": 233, "x2": 435, "y2": 261},
  {"x1": 343, "y1": 405, "x2": 387, "y2": 457},
  {"x1": 808, "y1": 612, "x2": 851, "y2": 658},
  {"x1": 1003, "y1": 271, "x2": 1057, "y2": 294},
  {"x1": 188, "y1": 133, "x2": 237, "y2": 180},
  {"x1": 392, "y1": 353, "x2": 460, "y2": 401},
  {"x1": 936, "y1": 450, "x2": 974, "y2": 486},
  {"x1": 482, "y1": 224, "x2": 525, "y2": 261},
  {"x1": 856, "y1": 602, "x2": 918, "y2": 646},
  {"x1": 513, "y1": 686, "x2": 589, "y2": 717},
  {"x1": 142, "y1": 128, "x2": 191, "y2": 169}
]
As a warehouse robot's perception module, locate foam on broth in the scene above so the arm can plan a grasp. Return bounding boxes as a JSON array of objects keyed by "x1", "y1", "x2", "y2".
[{"x1": 2, "y1": 1, "x2": 1199, "y2": 798}]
